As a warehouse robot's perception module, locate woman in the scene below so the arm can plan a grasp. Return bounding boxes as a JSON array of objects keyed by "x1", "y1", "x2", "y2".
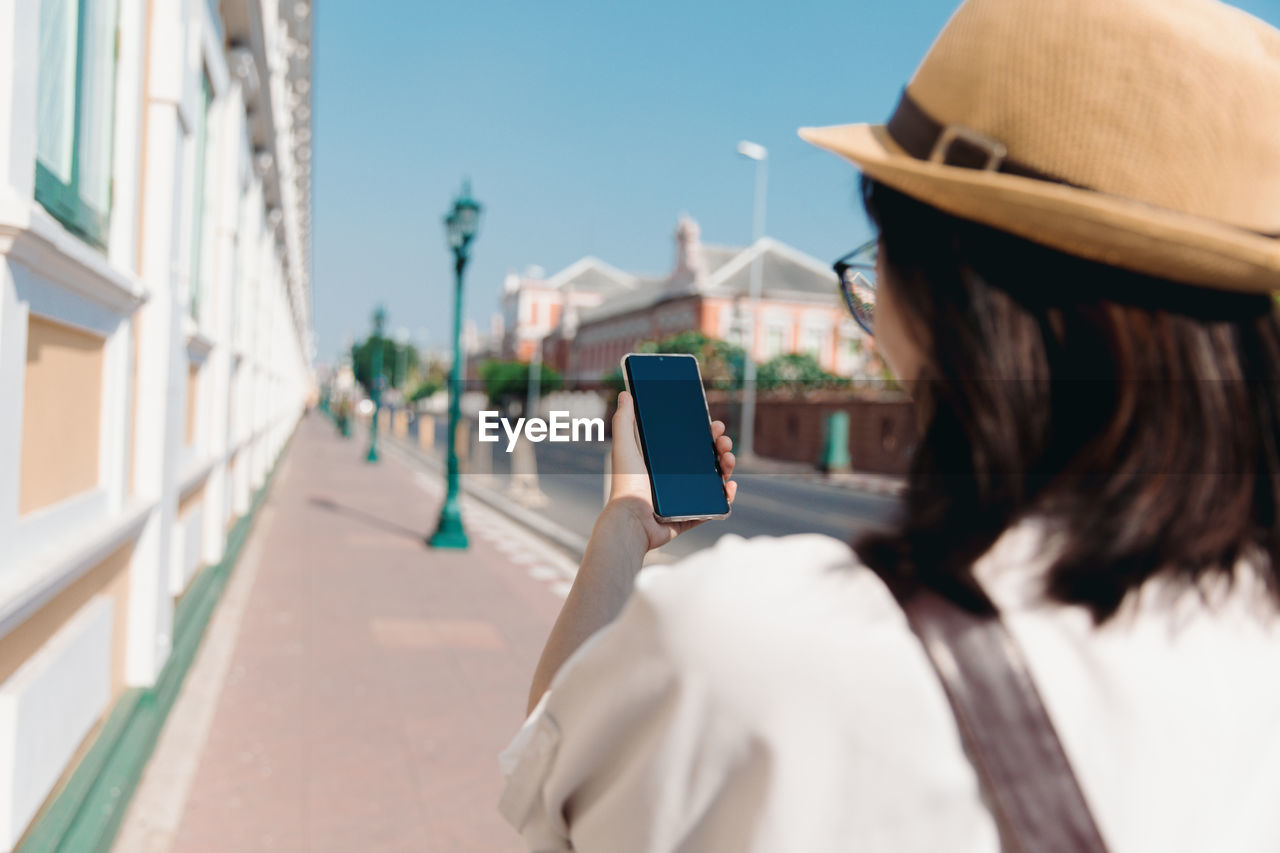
[{"x1": 500, "y1": 0, "x2": 1280, "y2": 849}]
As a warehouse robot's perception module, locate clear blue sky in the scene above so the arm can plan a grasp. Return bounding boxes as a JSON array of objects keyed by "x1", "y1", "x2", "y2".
[{"x1": 311, "y1": 0, "x2": 1280, "y2": 363}]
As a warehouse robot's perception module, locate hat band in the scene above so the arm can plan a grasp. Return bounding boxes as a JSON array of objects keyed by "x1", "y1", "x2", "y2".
[
  {"x1": 887, "y1": 89, "x2": 1083, "y2": 187},
  {"x1": 885, "y1": 89, "x2": 1280, "y2": 240}
]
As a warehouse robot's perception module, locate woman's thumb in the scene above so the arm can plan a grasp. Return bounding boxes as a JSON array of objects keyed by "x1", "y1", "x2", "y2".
[{"x1": 614, "y1": 391, "x2": 634, "y2": 429}]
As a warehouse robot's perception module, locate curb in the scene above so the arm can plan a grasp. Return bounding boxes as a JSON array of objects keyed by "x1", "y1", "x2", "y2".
[
  {"x1": 822, "y1": 472, "x2": 907, "y2": 497},
  {"x1": 734, "y1": 457, "x2": 906, "y2": 497},
  {"x1": 16, "y1": 424, "x2": 299, "y2": 853}
]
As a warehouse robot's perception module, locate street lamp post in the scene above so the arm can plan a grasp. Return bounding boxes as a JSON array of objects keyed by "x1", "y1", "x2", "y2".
[
  {"x1": 395, "y1": 327, "x2": 411, "y2": 391},
  {"x1": 366, "y1": 305, "x2": 386, "y2": 463},
  {"x1": 736, "y1": 140, "x2": 767, "y2": 460},
  {"x1": 429, "y1": 181, "x2": 482, "y2": 550},
  {"x1": 527, "y1": 334, "x2": 543, "y2": 420}
]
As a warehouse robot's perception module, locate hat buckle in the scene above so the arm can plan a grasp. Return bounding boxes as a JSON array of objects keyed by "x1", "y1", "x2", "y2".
[{"x1": 930, "y1": 124, "x2": 1009, "y2": 172}]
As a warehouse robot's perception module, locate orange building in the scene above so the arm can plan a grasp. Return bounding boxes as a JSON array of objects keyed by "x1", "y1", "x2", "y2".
[
  {"x1": 499, "y1": 257, "x2": 638, "y2": 363},
  {"x1": 504, "y1": 217, "x2": 871, "y2": 382}
]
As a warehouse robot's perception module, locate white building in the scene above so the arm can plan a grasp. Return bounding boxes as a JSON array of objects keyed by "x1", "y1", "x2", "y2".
[
  {"x1": 500, "y1": 257, "x2": 638, "y2": 362},
  {"x1": 0, "y1": 0, "x2": 312, "y2": 848}
]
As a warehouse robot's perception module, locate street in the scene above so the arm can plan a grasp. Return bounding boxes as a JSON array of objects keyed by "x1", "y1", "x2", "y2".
[{"x1": 433, "y1": 418, "x2": 900, "y2": 560}]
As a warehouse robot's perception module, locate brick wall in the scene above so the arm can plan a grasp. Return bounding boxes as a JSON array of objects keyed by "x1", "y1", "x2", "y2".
[{"x1": 707, "y1": 392, "x2": 918, "y2": 476}]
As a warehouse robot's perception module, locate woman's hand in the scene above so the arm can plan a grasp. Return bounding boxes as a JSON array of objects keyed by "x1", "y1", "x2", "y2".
[
  {"x1": 606, "y1": 390, "x2": 738, "y2": 552},
  {"x1": 526, "y1": 391, "x2": 738, "y2": 713}
]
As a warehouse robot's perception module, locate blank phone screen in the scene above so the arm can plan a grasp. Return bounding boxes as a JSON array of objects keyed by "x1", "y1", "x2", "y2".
[{"x1": 624, "y1": 354, "x2": 729, "y2": 519}]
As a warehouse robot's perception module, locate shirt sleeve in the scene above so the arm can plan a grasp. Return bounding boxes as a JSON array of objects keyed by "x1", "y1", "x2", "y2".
[{"x1": 497, "y1": 556, "x2": 773, "y2": 853}]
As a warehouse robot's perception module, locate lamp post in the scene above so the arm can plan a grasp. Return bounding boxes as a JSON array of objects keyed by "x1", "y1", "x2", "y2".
[
  {"x1": 429, "y1": 181, "x2": 482, "y2": 550},
  {"x1": 365, "y1": 305, "x2": 387, "y2": 463},
  {"x1": 509, "y1": 333, "x2": 549, "y2": 508},
  {"x1": 527, "y1": 334, "x2": 543, "y2": 420},
  {"x1": 395, "y1": 327, "x2": 411, "y2": 391},
  {"x1": 736, "y1": 140, "x2": 767, "y2": 460}
]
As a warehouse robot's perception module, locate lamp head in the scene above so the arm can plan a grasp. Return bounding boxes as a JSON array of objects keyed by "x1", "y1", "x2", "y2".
[
  {"x1": 737, "y1": 140, "x2": 767, "y2": 161},
  {"x1": 445, "y1": 179, "x2": 483, "y2": 253}
]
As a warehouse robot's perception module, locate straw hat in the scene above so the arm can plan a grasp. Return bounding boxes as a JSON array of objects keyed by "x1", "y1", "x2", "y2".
[{"x1": 798, "y1": 0, "x2": 1280, "y2": 293}]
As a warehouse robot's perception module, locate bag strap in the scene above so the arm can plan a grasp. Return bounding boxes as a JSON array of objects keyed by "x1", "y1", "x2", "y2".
[{"x1": 888, "y1": 579, "x2": 1111, "y2": 853}]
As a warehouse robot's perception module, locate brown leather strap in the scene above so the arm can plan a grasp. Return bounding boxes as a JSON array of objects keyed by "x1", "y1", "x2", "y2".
[
  {"x1": 885, "y1": 88, "x2": 1280, "y2": 240},
  {"x1": 888, "y1": 579, "x2": 1110, "y2": 853},
  {"x1": 886, "y1": 89, "x2": 1081, "y2": 187}
]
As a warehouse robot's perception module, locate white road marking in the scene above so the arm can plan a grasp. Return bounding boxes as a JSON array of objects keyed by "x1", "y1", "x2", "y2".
[{"x1": 527, "y1": 566, "x2": 560, "y2": 582}]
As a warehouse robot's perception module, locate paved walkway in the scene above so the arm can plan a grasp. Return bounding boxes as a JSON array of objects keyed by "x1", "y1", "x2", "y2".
[{"x1": 114, "y1": 413, "x2": 576, "y2": 852}]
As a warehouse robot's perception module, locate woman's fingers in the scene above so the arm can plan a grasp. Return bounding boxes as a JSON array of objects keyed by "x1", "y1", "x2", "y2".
[
  {"x1": 609, "y1": 392, "x2": 653, "y2": 502},
  {"x1": 614, "y1": 391, "x2": 634, "y2": 428},
  {"x1": 614, "y1": 396, "x2": 738, "y2": 511}
]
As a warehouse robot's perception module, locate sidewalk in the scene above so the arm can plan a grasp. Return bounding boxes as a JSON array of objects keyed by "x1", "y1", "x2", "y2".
[{"x1": 113, "y1": 413, "x2": 577, "y2": 853}]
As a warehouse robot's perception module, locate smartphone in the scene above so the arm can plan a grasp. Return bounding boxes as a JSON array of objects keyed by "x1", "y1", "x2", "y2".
[{"x1": 620, "y1": 353, "x2": 731, "y2": 523}]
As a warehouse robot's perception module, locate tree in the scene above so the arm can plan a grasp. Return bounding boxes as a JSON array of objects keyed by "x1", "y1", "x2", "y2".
[
  {"x1": 756, "y1": 352, "x2": 850, "y2": 394},
  {"x1": 479, "y1": 359, "x2": 562, "y2": 408},
  {"x1": 409, "y1": 379, "x2": 442, "y2": 402},
  {"x1": 638, "y1": 330, "x2": 745, "y2": 389},
  {"x1": 409, "y1": 354, "x2": 449, "y2": 402},
  {"x1": 351, "y1": 335, "x2": 420, "y2": 394},
  {"x1": 601, "y1": 331, "x2": 746, "y2": 393}
]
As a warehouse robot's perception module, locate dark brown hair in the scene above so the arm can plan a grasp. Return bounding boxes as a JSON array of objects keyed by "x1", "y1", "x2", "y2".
[{"x1": 855, "y1": 177, "x2": 1280, "y2": 622}]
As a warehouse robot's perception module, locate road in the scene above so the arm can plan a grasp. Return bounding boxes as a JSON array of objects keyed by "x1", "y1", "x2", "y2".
[{"x1": 470, "y1": 432, "x2": 900, "y2": 560}]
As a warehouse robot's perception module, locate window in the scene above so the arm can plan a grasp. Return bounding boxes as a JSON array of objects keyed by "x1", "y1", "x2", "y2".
[
  {"x1": 803, "y1": 327, "x2": 827, "y2": 359},
  {"x1": 764, "y1": 326, "x2": 786, "y2": 359},
  {"x1": 189, "y1": 72, "x2": 214, "y2": 321},
  {"x1": 35, "y1": 0, "x2": 119, "y2": 247}
]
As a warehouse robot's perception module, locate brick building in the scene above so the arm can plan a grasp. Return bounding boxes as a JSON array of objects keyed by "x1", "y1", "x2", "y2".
[
  {"x1": 502, "y1": 216, "x2": 870, "y2": 382},
  {"x1": 499, "y1": 256, "x2": 637, "y2": 363}
]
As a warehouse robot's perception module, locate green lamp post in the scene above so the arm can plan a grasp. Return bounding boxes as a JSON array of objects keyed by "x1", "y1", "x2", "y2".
[
  {"x1": 429, "y1": 181, "x2": 482, "y2": 549},
  {"x1": 366, "y1": 305, "x2": 387, "y2": 463}
]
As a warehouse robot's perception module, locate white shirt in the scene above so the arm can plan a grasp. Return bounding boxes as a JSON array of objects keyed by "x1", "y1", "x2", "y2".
[{"x1": 498, "y1": 522, "x2": 1280, "y2": 852}]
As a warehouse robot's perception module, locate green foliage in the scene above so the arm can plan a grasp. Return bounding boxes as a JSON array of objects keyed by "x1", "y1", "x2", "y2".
[
  {"x1": 408, "y1": 356, "x2": 449, "y2": 402},
  {"x1": 626, "y1": 330, "x2": 746, "y2": 390},
  {"x1": 601, "y1": 366, "x2": 626, "y2": 396},
  {"x1": 479, "y1": 359, "x2": 562, "y2": 406},
  {"x1": 350, "y1": 335, "x2": 420, "y2": 393},
  {"x1": 409, "y1": 380, "x2": 442, "y2": 402},
  {"x1": 756, "y1": 352, "x2": 850, "y2": 394},
  {"x1": 874, "y1": 358, "x2": 901, "y2": 392},
  {"x1": 605, "y1": 333, "x2": 865, "y2": 397}
]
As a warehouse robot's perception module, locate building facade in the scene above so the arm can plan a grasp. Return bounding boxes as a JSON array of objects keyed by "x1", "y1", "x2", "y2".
[
  {"x1": 499, "y1": 257, "x2": 638, "y2": 363},
  {"x1": 503, "y1": 217, "x2": 872, "y2": 382},
  {"x1": 0, "y1": 0, "x2": 312, "y2": 847}
]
